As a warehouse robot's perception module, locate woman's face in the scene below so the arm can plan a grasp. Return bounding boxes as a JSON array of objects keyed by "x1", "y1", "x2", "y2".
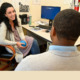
[{"x1": 5, "y1": 7, "x2": 16, "y2": 21}]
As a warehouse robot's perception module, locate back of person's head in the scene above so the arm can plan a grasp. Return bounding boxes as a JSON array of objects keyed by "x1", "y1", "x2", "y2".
[
  {"x1": 0, "y1": 2, "x2": 13, "y2": 23},
  {"x1": 53, "y1": 9, "x2": 80, "y2": 41}
]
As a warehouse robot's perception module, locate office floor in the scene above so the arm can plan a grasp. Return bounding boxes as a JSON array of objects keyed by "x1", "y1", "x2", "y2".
[{"x1": 0, "y1": 62, "x2": 15, "y2": 71}]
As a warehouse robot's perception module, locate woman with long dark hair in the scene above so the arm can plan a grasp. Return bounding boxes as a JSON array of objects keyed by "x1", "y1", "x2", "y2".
[{"x1": 0, "y1": 2, "x2": 40, "y2": 62}]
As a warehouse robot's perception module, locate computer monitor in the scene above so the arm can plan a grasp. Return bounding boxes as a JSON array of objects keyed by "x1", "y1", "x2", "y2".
[{"x1": 41, "y1": 6, "x2": 61, "y2": 27}]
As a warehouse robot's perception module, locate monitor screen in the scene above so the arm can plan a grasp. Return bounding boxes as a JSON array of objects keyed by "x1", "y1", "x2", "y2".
[{"x1": 41, "y1": 6, "x2": 61, "y2": 20}]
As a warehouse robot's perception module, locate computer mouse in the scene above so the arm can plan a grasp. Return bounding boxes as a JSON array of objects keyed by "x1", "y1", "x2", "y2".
[{"x1": 46, "y1": 30, "x2": 50, "y2": 32}]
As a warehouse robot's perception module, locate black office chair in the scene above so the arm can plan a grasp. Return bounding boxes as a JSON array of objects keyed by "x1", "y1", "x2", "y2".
[{"x1": 0, "y1": 45, "x2": 16, "y2": 70}]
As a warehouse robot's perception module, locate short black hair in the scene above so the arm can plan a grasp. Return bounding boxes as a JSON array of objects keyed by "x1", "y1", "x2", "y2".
[{"x1": 53, "y1": 9, "x2": 80, "y2": 41}]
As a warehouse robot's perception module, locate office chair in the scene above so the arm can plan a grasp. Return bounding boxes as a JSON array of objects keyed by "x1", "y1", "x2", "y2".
[{"x1": 0, "y1": 45, "x2": 16, "y2": 70}]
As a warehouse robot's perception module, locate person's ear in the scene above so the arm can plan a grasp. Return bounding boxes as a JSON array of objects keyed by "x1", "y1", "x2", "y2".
[
  {"x1": 50, "y1": 26, "x2": 56, "y2": 41},
  {"x1": 5, "y1": 14, "x2": 7, "y2": 17},
  {"x1": 52, "y1": 26, "x2": 56, "y2": 36}
]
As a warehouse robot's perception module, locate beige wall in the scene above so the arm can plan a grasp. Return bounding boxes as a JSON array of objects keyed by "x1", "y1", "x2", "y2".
[
  {"x1": 0, "y1": 0, "x2": 70, "y2": 23},
  {"x1": 30, "y1": 0, "x2": 70, "y2": 23},
  {"x1": 41, "y1": 0, "x2": 70, "y2": 10}
]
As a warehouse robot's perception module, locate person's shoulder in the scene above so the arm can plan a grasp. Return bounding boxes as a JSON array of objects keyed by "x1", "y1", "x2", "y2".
[
  {"x1": 22, "y1": 51, "x2": 50, "y2": 62},
  {"x1": 15, "y1": 51, "x2": 53, "y2": 71},
  {"x1": 0, "y1": 22, "x2": 6, "y2": 27},
  {"x1": 1, "y1": 21, "x2": 5, "y2": 25}
]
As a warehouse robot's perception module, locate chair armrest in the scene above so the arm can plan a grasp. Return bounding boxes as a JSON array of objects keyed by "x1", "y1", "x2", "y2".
[{"x1": 0, "y1": 45, "x2": 15, "y2": 61}]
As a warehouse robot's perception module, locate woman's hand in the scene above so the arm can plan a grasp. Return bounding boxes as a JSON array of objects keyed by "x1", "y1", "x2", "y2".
[
  {"x1": 16, "y1": 39, "x2": 28, "y2": 49},
  {"x1": 22, "y1": 39, "x2": 28, "y2": 48},
  {"x1": 16, "y1": 42, "x2": 25, "y2": 49}
]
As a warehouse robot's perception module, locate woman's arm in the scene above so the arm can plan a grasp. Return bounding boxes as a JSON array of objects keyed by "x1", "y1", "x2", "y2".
[{"x1": 0, "y1": 22, "x2": 17, "y2": 45}]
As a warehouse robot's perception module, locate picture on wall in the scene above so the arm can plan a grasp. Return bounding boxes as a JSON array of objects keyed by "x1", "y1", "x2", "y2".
[{"x1": 19, "y1": 2, "x2": 29, "y2": 12}]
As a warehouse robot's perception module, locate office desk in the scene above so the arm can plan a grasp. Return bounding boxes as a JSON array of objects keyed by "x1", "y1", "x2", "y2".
[
  {"x1": 22, "y1": 25, "x2": 80, "y2": 46},
  {"x1": 22, "y1": 25, "x2": 52, "y2": 51},
  {"x1": 22, "y1": 25, "x2": 52, "y2": 42}
]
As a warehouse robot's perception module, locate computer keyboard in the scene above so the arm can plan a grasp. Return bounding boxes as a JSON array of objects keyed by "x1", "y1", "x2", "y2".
[{"x1": 37, "y1": 25, "x2": 50, "y2": 29}]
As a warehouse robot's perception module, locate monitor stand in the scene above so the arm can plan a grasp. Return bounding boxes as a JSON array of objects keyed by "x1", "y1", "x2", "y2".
[{"x1": 49, "y1": 19, "x2": 53, "y2": 28}]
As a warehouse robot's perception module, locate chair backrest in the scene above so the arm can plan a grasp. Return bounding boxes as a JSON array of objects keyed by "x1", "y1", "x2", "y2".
[
  {"x1": 0, "y1": 45, "x2": 15, "y2": 61},
  {"x1": 0, "y1": 46, "x2": 13, "y2": 59},
  {"x1": 0, "y1": 45, "x2": 16, "y2": 70},
  {"x1": 0, "y1": 46, "x2": 9, "y2": 54}
]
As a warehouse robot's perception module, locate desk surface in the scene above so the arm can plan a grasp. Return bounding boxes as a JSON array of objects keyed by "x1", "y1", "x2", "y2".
[
  {"x1": 22, "y1": 25, "x2": 80, "y2": 46},
  {"x1": 22, "y1": 25, "x2": 52, "y2": 42}
]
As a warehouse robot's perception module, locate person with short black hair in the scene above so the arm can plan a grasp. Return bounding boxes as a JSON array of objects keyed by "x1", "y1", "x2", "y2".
[
  {"x1": 53, "y1": 9, "x2": 80, "y2": 41},
  {"x1": 15, "y1": 9, "x2": 80, "y2": 71}
]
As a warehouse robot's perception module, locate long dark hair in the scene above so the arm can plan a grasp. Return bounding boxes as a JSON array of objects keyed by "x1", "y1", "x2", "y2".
[{"x1": 0, "y1": 2, "x2": 19, "y2": 32}]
